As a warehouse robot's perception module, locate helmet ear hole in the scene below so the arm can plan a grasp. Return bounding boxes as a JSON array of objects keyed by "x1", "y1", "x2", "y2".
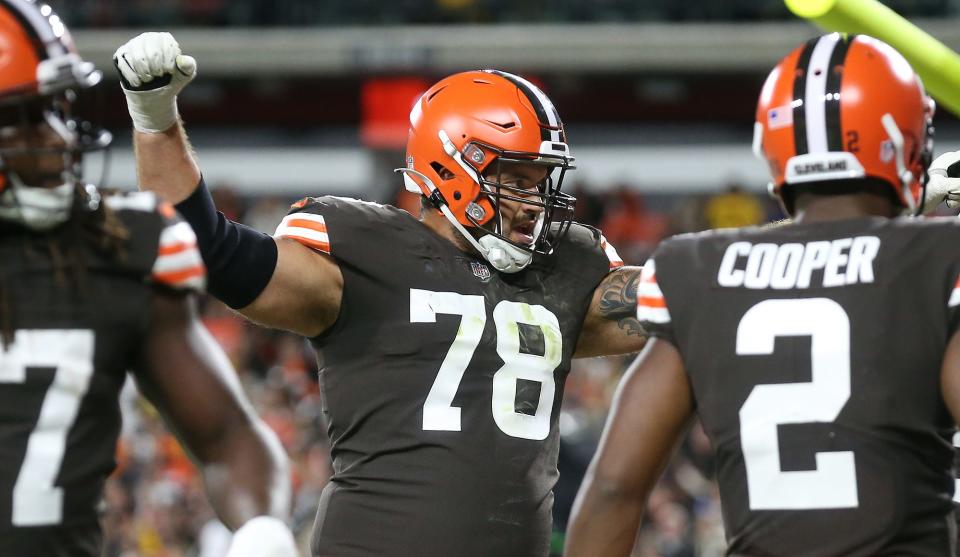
[{"x1": 430, "y1": 162, "x2": 456, "y2": 181}]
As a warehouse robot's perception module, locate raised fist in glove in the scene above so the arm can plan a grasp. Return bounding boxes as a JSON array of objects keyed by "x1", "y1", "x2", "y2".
[
  {"x1": 114, "y1": 32, "x2": 196, "y2": 133},
  {"x1": 923, "y1": 151, "x2": 960, "y2": 213},
  {"x1": 224, "y1": 516, "x2": 299, "y2": 557}
]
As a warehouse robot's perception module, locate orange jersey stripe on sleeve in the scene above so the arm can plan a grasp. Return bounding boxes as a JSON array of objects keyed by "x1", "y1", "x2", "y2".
[
  {"x1": 600, "y1": 235, "x2": 624, "y2": 271},
  {"x1": 636, "y1": 258, "x2": 671, "y2": 324},
  {"x1": 275, "y1": 213, "x2": 332, "y2": 254},
  {"x1": 157, "y1": 241, "x2": 198, "y2": 257},
  {"x1": 285, "y1": 218, "x2": 327, "y2": 233},
  {"x1": 153, "y1": 221, "x2": 206, "y2": 291},
  {"x1": 637, "y1": 295, "x2": 666, "y2": 309},
  {"x1": 950, "y1": 274, "x2": 960, "y2": 307}
]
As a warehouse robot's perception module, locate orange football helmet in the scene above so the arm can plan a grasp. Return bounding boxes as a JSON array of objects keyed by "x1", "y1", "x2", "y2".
[
  {"x1": 399, "y1": 70, "x2": 575, "y2": 272},
  {"x1": 754, "y1": 33, "x2": 933, "y2": 215},
  {"x1": 0, "y1": 0, "x2": 110, "y2": 229}
]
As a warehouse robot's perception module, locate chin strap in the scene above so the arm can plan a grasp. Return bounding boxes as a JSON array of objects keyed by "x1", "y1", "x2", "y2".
[
  {"x1": 395, "y1": 167, "x2": 533, "y2": 273},
  {"x1": 880, "y1": 113, "x2": 918, "y2": 215}
]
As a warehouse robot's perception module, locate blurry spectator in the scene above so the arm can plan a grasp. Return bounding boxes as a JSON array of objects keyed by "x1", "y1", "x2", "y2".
[
  {"x1": 666, "y1": 193, "x2": 710, "y2": 237},
  {"x1": 599, "y1": 187, "x2": 667, "y2": 264},
  {"x1": 180, "y1": 0, "x2": 228, "y2": 25},
  {"x1": 210, "y1": 183, "x2": 245, "y2": 221},
  {"x1": 570, "y1": 181, "x2": 607, "y2": 226},
  {"x1": 244, "y1": 195, "x2": 293, "y2": 234},
  {"x1": 704, "y1": 183, "x2": 764, "y2": 229},
  {"x1": 647, "y1": 502, "x2": 696, "y2": 557}
]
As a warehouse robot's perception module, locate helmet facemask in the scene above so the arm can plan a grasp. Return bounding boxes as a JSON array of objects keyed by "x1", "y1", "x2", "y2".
[
  {"x1": 424, "y1": 129, "x2": 576, "y2": 273},
  {"x1": 461, "y1": 141, "x2": 575, "y2": 259},
  {"x1": 0, "y1": 90, "x2": 111, "y2": 230}
]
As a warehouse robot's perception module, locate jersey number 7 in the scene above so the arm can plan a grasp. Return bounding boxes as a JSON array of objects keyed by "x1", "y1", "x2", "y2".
[
  {"x1": 1, "y1": 329, "x2": 96, "y2": 526},
  {"x1": 411, "y1": 289, "x2": 562, "y2": 441}
]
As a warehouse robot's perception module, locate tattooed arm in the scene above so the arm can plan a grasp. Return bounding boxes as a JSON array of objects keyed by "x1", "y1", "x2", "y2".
[{"x1": 574, "y1": 266, "x2": 647, "y2": 358}]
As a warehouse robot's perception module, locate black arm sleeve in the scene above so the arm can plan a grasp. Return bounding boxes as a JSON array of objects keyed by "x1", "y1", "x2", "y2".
[{"x1": 174, "y1": 178, "x2": 278, "y2": 308}]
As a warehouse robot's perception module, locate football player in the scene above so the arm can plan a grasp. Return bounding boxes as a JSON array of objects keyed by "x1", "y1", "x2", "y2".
[
  {"x1": 0, "y1": 3, "x2": 296, "y2": 556},
  {"x1": 114, "y1": 31, "x2": 647, "y2": 556},
  {"x1": 566, "y1": 33, "x2": 960, "y2": 557}
]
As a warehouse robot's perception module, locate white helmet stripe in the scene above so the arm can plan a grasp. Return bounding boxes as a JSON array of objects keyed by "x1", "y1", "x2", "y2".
[
  {"x1": 485, "y1": 70, "x2": 562, "y2": 143},
  {"x1": 5, "y1": 1, "x2": 70, "y2": 60},
  {"x1": 507, "y1": 74, "x2": 561, "y2": 143},
  {"x1": 803, "y1": 33, "x2": 840, "y2": 154}
]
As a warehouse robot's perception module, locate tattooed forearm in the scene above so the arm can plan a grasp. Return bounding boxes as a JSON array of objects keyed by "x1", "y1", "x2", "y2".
[{"x1": 597, "y1": 267, "x2": 646, "y2": 337}]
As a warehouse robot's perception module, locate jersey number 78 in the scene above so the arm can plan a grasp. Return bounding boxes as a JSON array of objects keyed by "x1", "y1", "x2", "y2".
[{"x1": 411, "y1": 289, "x2": 562, "y2": 441}]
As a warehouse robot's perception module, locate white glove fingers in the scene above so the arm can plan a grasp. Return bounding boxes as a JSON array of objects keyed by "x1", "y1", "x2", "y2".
[
  {"x1": 126, "y1": 39, "x2": 155, "y2": 83},
  {"x1": 159, "y1": 32, "x2": 181, "y2": 74},
  {"x1": 115, "y1": 51, "x2": 142, "y2": 87},
  {"x1": 144, "y1": 40, "x2": 166, "y2": 77}
]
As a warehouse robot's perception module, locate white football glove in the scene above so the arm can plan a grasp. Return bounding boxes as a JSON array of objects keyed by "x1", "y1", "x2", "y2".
[
  {"x1": 113, "y1": 32, "x2": 197, "y2": 133},
  {"x1": 224, "y1": 516, "x2": 298, "y2": 557},
  {"x1": 923, "y1": 151, "x2": 960, "y2": 213}
]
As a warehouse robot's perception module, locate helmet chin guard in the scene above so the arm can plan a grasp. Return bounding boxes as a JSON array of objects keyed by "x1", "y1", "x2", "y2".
[
  {"x1": 476, "y1": 234, "x2": 533, "y2": 273},
  {"x1": 0, "y1": 173, "x2": 74, "y2": 230}
]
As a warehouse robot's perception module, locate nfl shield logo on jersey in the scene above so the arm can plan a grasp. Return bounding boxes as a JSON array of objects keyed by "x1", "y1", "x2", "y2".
[{"x1": 471, "y1": 261, "x2": 491, "y2": 281}]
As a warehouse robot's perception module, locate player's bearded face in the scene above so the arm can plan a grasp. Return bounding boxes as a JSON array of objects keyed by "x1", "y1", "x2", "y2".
[
  {"x1": 0, "y1": 122, "x2": 71, "y2": 189},
  {"x1": 481, "y1": 162, "x2": 550, "y2": 247}
]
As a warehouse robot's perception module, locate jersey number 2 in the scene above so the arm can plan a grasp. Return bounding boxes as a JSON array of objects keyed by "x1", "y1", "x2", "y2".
[
  {"x1": 737, "y1": 298, "x2": 859, "y2": 510},
  {"x1": 411, "y1": 289, "x2": 561, "y2": 441},
  {"x1": 1, "y1": 329, "x2": 95, "y2": 526}
]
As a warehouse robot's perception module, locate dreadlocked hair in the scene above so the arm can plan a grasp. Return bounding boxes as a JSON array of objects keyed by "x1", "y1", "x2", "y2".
[{"x1": 0, "y1": 184, "x2": 129, "y2": 347}]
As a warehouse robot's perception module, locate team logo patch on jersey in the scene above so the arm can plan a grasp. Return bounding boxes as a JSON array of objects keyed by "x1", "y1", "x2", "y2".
[{"x1": 471, "y1": 261, "x2": 492, "y2": 281}]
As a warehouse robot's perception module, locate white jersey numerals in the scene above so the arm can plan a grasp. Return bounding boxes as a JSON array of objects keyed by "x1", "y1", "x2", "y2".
[
  {"x1": 411, "y1": 289, "x2": 562, "y2": 440},
  {"x1": 0, "y1": 329, "x2": 96, "y2": 526},
  {"x1": 412, "y1": 289, "x2": 486, "y2": 432},
  {"x1": 953, "y1": 432, "x2": 960, "y2": 504},
  {"x1": 737, "y1": 298, "x2": 858, "y2": 510},
  {"x1": 491, "y1": 301, "x2": 562, "y2": 440}
]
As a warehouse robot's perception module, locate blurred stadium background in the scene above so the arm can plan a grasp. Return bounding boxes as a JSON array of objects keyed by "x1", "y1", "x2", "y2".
[{"x1": 52, "y1": 1, "x2": 960, "y2": 555}]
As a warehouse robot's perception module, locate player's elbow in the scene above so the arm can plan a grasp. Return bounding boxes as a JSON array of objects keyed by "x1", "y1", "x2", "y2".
[{"x1": 584, "y1": 466, "x2": 650, "y2": 504}]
